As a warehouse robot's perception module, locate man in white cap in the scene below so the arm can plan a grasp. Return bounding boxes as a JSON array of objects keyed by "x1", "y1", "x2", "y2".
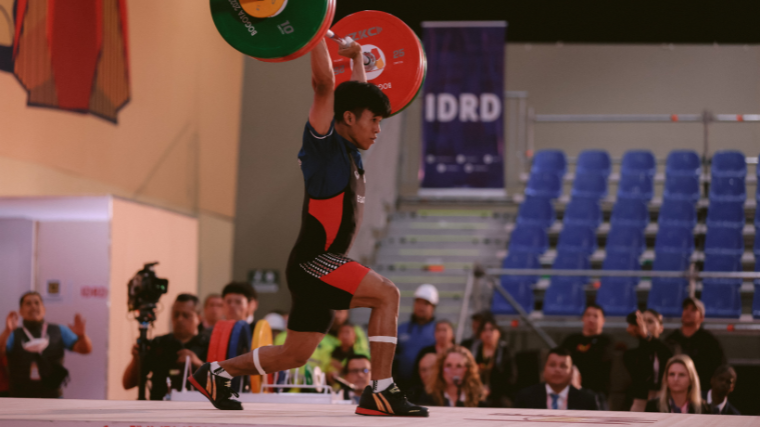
[{"x1": 395, "y1": 284, "x2": 438, "y2": 391}]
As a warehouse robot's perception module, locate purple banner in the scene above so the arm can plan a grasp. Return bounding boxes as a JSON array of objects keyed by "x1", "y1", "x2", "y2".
[{"x1": 420, "y1": 22, "x2": 506, "y2": 190}]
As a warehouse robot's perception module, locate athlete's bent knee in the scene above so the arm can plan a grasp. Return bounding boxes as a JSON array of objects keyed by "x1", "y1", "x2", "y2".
[{"x1": 381, "y1": 278, "x2": 400, "y2": 306}]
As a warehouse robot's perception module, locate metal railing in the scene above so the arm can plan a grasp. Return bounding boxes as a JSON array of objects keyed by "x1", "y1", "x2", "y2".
[{"x1": 457, "y1": 265, "x2": 760, "y2": 348}]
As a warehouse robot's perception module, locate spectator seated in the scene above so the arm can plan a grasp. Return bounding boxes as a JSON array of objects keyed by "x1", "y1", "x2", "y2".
[
  {"x1": 526, "y1": 172, "x2": 563, "y2": 199},
  {"x1": 532, "y1": 150, "x2": 567, "y2": 178},
  {"x1": 610, "y1": 199, "x2": 649, "y2": 230},
  {"x1": 508, "y1": 225, "x2": 548, "y2": 255},
  {"x1": 517, "y1": 197, "x2": 555, "y2": 229},
  {"x1": 563, "y1": 198, "x2": 602, "y2": 229},
  {"x1": 492, "y1": 252, "x2": 540, "y2": 315},
  {"x1": 576, "y1": 150, "x2": 611, "y2": 178},
  {"x1": 621, "y1": 150, "x2": 656, "y2": 176}
]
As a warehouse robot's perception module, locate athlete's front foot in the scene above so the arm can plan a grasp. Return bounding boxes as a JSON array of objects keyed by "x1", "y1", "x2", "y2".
[
  {"x1": 188, "y1": 363, "x2": 243, "y2": 410},
  {"x1": 355, "y1": 384, "x2": 429, "y2": 417}
]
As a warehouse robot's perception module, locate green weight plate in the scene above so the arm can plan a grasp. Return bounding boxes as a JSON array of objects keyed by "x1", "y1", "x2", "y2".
[{"x1": 210, "y1": 0, "x2": 330, "y2": 60}]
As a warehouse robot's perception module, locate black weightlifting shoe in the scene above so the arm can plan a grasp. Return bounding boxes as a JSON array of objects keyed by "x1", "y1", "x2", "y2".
[
  {"x1": 355, "y1": 384, "x2": 429, "y2": 417},
  {"x1": 187, "y1": 363, "x2": 243, "y2": 410}
]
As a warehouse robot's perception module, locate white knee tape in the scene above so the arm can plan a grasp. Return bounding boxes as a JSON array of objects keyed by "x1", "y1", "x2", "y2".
[
  {"x1": 252, "y1": 348, "x2": 266, "y2": 375},
  {"x1": 369, "y1": 336, "x2": 397, "y2": 344}
]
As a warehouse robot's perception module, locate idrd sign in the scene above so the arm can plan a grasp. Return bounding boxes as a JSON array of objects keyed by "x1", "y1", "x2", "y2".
[{"x1": 425, "y1": 93, "x2": 502, "y2": 123}]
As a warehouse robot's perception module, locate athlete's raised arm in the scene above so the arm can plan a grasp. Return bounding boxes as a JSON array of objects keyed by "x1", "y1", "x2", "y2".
[{"x1": 308, "y1": 39, "x2": 335, "y2": 135}]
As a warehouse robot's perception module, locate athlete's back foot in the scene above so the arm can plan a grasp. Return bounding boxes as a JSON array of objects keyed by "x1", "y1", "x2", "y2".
[
  {"x1": 355, "y1": 384, "x2": 429, "y2": 417},
  {"x1": 188, "y1": 363, "x2": 243, "y2": 410}
]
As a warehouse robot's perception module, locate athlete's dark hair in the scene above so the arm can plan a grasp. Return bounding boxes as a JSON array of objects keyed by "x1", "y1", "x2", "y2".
[
  {"x1": 19, "y1": 291, "x2": 42, "y2": 307},
  {"x1": 222, "y1": 282, "x2": 257, "y2": 302},
  {"x1": 176, "y1": 293, "x2": 200, "y2": 308},
  {"x1": 334, "y1": 81, "x2": 391, "y2": 123}
]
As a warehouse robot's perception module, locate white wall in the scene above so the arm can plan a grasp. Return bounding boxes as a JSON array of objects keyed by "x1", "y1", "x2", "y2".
[
  {"x1": 0, "y1": 219, "x2": 34, "y2": 325},
  {"x1": 35, "y1": 221, "x2": 111, "y2": 400}
]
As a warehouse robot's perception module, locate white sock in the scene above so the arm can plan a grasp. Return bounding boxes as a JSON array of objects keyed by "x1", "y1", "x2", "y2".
[
  {"x1": 210, "y1": 362, "x2": 232, "y2": 379},
  {"x1": 372, "y1": 377, "x2": 394, "y2": 392}
]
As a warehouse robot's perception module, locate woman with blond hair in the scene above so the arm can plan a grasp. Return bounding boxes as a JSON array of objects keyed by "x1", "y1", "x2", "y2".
[
  {"x1": 419, "y1": 346, "x2": 485, "y2": 407},
  {"x1": 645, "y1": 354, "x2": 710, "y2": 414}
]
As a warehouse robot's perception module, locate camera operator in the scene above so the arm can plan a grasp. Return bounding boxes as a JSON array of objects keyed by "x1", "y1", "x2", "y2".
[
  {"x1": 122, "y1": 294, "x2": 209, "y2": 400},
  {"x1": 0, "y1": 291, "x2": 92, "y2": 398}
]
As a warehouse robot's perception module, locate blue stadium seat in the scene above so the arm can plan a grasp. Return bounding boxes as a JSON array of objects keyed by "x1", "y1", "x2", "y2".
[
  {"x1": 597, "y1": 250, "x2": 640, "y2": 316},
  {"x1": 517, "y1": 197, "x2": 555, "y2": 229},
  {"x1": 711, "y1": 151, "x2": 747, "y2": 178},
  {"x1": 756, "y1": 204, "x2": 760, "y2": 229},
  {"x1": 563, "y1": 198, "x2": 602, "y2": 229},
  {"x1": 621, "y1": 150, "x2": 656, "y2": 176},
  {"x1": 508, "y1": 225, "x2": 548, "y2": 255},
  {"x1": 526, "y1": 172, "x2": 563, "y2": 199},
  {"x1": 666, "y1": 150, "x2": 701, "y2": 177},
  {"x1": 663, "y1": 175, "x2": 700, "y2": 203},
  {"x1": 557, "y1": 225, "x2": 597, "y2": 255},
  {"x1": 648, "y1": 252, "x2": 691, "y2": 317},
  {"x1": 703, "y1": 251, "x2": 743, "y2": 318},
  {"x1": 543, "y1": 252, "x2": 590, "y2": 316},
  {"x1": 492, "y1": 252, "x2": 540, "y2": 315},
  {"x1": 571, "y1": 173, "x2": 608, "y2": 200},
  {"x1": 655, "y1": 227, "x2": 694, "y2": 254},
  {"x1": 610, "y1": 199, "x2": 649, "y2": 229},
  {"x1": 753, "y1": 238, "x2": 760, "y2": 319},
  {"x1": 531, "y1": 150, "x2": 567, "y2": 178},
  {"x1": 658, "y1": 199, "x2": 697, "y2": 229},
  {"x1": 606, "y1": 225, "x2": 646, "y2": 256},
  {"x1": 704, "y1": 225, "x2": 745, "y2": 256},
  {"x1": 617, "y1": 172, "x2": 654, "y2": 201},
  {"x1": 705, "y1": 201, "x2": 745, "y2": 229},
  {"x1": 709, "y1": 176, "x2": 746, "y2": 203},
  {"x1": 576, "y1": 150, "x2": 612, "y2": 177}
]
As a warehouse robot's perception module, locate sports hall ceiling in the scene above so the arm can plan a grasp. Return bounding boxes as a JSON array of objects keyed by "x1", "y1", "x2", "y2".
[{"x1": 335, "y1": 1, "x2": 760, "y2": 44}]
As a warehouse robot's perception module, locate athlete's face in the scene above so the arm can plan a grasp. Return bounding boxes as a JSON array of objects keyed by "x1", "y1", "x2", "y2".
[{"x1": 346, "y1": 109, "x2": 382, "y2": 150}]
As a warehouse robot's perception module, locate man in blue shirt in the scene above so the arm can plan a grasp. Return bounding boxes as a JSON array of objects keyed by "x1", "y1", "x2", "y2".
[
  {"x1": 0, "y1": 291, "x2": 92, "y2": 398},
  {"x1": 189, "y1": 37, "x2": 428, "y2": 418},
  {"x1": 395, "y1": 284, "x2": 438, "y2": 390}
]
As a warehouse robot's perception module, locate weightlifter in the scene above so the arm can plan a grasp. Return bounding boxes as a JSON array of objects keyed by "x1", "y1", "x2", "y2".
[{"x1": 189, "y1": 38, "x2": 428, "y2": 417}]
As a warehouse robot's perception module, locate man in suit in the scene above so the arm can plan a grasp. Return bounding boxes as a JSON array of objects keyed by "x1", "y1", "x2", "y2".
[
  {"x1": 514, "y1": 347, "x2": 599, "y2": 410},
  {"x1": 706, "y1": 365, "x2": 740, "y2": 415}
]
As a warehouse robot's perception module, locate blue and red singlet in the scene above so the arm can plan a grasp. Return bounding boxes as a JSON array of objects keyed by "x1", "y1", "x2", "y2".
[{"x1": 286, "y1": 120, "x2": 370, "y2": 333}]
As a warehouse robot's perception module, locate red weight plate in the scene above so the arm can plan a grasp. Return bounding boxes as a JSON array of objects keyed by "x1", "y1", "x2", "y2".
[
  {"x1": 328, "y1": 11, "x2": 424, "y2": 115},
  {"x1": 207, "y1": 320, "x2": 235, "y2": 362},
  {"x1": 260, "y1": 0, "x2": 336, "y2": 63},
  {"x1": 394, "y1": 34, "x2": 427, "y2": 115}
]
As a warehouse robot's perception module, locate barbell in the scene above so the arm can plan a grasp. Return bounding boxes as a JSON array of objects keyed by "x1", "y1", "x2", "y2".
[{"x1": 209, "y1": 1, "x2": 427, "y2": 115}]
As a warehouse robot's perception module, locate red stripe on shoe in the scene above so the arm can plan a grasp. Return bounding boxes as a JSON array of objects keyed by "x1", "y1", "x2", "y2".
[
  {"x1": 188, "y1": 376, "x2": 212, "y2": 401},
  {"x1": 355, "y1": 407, "x2": 390, "y2": 416}
]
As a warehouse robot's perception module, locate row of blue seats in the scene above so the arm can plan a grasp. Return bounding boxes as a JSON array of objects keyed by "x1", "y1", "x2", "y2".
[
  {"x1": 494, "y1": 149, "x2": 760, "y2": 319},
  {"x1": 526, "y1": 150, "x2": 760, "y2": 203}
]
